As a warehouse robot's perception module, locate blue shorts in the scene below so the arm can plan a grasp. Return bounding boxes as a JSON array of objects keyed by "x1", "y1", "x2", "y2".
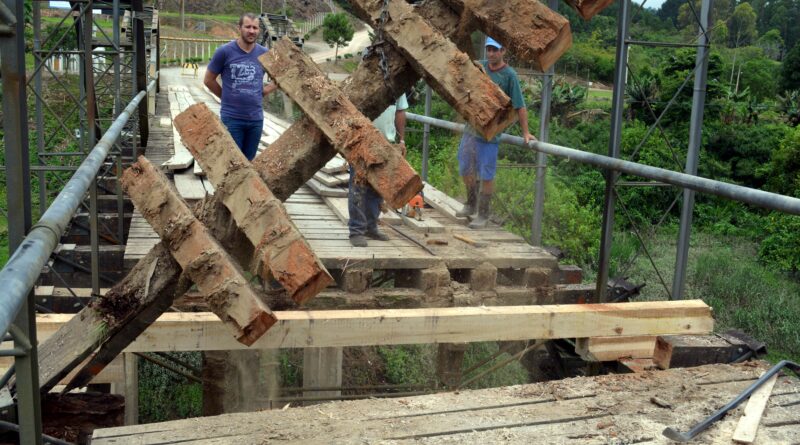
[{"x1": 458, "y1": 133, "x2": 498, "y2": 180}]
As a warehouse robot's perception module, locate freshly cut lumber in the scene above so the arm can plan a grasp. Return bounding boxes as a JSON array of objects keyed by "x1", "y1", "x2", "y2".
[
  {"x1": 260, "y1": 38, "x2": 422, "y2": 209},
  {"x1": 321, "y1": 155, "x2": 348, "y2": 174},
  {"x1": 306, "y1": 178, "x2": 348, "y2": 198},
  {"x1": 173, "y1": 168, "x2": 206, "y2": 201},
  {"x1": 422, "y1": 182, "x2": 468, "y2": 223},
  {"x1": 121, "y1": 156, "x2": 276, "y2": 345},
  {"x1": 575, "y1": 335, "x2": 656, "y2": 362},
  {"x1": 732, "y1": 373, "x2": 778, "y2": 444},
  {"x1": 32, "y1": 300, "x2": 713, "y2": 351},
  {"x1": 562, "y1": 0, "x2": 616, "y2": 20},
  {"x1": 28, "y1": 0, "x2": 462, "y2": 397},
  {"x1": 440, "y1": 0, "x2": 572, "y2": 71},
  {"x1": 174, "y1": 103, "x2": 333, "y2": 304},
  {"x1": 350, "y1": 0, "x2": 516, "y2": 141},
  {"x1": 653, "y1": 334, "x2": 747, "y2": 369},
  {"x1": 400, "y1": 213, "x2": 445, "y2": 234},
  {"x1": 313, "y1": 170, "x2": 349, "y2": 187}
]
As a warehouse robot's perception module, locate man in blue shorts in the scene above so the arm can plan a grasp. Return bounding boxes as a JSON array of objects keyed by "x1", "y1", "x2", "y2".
[
  {"x1": 348, "y1": 94, "x2": 408, "y2": 247},
  {"x1": 203, "y1": 13, "x2": 278, "y2": 160},
  {"x1": 456, "y1": 37, "x2": 535, "y2": 229}
]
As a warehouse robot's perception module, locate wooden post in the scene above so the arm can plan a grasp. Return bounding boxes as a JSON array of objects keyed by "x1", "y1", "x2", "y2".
[
  {"x1": 350, "y1": 0, "x2": 516, "y2": 141},
  {"x1": 260, "y1": 38, "x2": 422, "y2": 209},
  {"x1": 174, "y1": 103, "x2": 333, "y2": 304},
  {"x1": 123, "y1": 353, "x2": 138, "y2": 425},
  {"x1": 440, "y1": 0, "x2": 572, "y2": 71},
  {"x1": 120, "y1": 156, "x2": 277, "y2": 346},
  {"x1": 302, "y1": 347, "x2": 343, "y2": 405}
]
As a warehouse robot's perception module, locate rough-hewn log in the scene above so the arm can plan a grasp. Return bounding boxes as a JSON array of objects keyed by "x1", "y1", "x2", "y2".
[
  {"x1": 260, "y1": 39, "x2": 422, "y2": 209},
  {"x1": 120, "y1": 156, "x2": 276, "y2": 345},
  {"x1": 29, "y1": 0, "x2": 463, "y2": 396},
  {"x1": 174, "y1": 103, "x2": 333, "y2": 304},
  {"x1": 350, "y1": 0, "x2": 517, "y2": 141},
  {"x1": 440, "y1": 0, "x2": 571, "y2": 71},
  {"x1": 562, "y1": 0, "x2": 616, "y2": 20}
]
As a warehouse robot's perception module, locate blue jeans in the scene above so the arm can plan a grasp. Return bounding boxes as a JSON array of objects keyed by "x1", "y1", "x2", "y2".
[
  {"x1": 221, "y1": 115, "x2": 263, "y2": 161},
  {"x1": 458, "y1": 132, "x2": 499, "y2": 180},
  {"x1": 348, "y1": 166, "x2": 383, "y2": 237}
]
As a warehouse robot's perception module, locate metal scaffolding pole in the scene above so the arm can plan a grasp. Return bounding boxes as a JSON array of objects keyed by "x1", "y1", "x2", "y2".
[
  {"x1": 1, "y1": 0, "x2": 43, "y2": 441},
  {"x1": 595, "y1": 0, "x2": 633, "y2": 303},
  {"x1": 33, "y1": 2, "x2": 46, "y2": 216},
  {"x1": 531, "y1": 0, "x2": 557, "y2": 246},
  {"x1": 672, "y1": 0, "x2": 713, "y2": 299}
]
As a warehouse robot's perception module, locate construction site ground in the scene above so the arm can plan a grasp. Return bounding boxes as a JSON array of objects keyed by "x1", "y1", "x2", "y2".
[{"x1": 90, "y1": 362, "x2": 800, "y2": 444}]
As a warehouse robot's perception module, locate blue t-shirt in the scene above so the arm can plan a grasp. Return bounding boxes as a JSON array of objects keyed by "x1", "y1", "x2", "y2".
[{"x1": 208, "y1": 41, "x2": 268, "y2": 121}]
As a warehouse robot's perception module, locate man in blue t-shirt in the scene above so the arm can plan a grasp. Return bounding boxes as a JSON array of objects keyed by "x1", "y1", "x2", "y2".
[
  {"x1": 456, "y1": 37, "x2": 536, "y2": 229},
  {"x1": 204, "y1": 13, "x2": 278, "y2": 160}
]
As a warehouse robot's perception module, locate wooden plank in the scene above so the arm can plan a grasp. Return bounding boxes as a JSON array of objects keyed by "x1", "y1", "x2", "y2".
[
  {"x1": 400, "y1": 212, "x2": 445, "y2": 234},
  {"x1": 123, "y1": 353, "x2": 138, "y2": 425},
  {"x1": 173, "y1": 168, "x2": 207, "y2": 201},
  {"x1": 575, "y1": 336, "x2": 657, "y2": 362},
  {"x1": 732, "y1": 373, "x2": 778, "y2": 444},
  {"x1": 161, "y1": 127, "x2": 194, "y2": 170},
  {"x1": 321, "y1": 155, "x2": 348, "y2": 174},
  {"x1": 323, "y1": 196, "x2": 403, "y2": 226},
  {"x1": 440, "y1": 0, "x2": 572, "y2": 71},
  {"x1": 313, "y1": 170, "x2": 348, "y2": 187},
  {"x1": 121, "y1": 156, "x2": 276, "y2": 346},
  {"x1": 306, "y1": 178, "x2": 349, "y2": 198},
  {"x1": 259, "y1": 38, "x2": 422, "y2": 209},
  {"x1": 653, "y1": 335, "x2": 746, "y2": 370},
  {"x1": 351, "y1": 0, "x2": 516, "y2": 141},
  {"x1": 174, "y1": 103, "x2": 333, "y2": 304},
  {"x1": 422, "y1": 181, "x2": 468, "y2": 223},
  {"x1": 32, "y1": 300, "x2": 713, "y2": 352}
]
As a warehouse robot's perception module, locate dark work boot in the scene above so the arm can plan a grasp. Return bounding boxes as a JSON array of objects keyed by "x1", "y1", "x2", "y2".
[
  {"x1": 455, "y1": 187, "x2": 477, "y2": 218},
  {"x1": 468, "y1": 194, "x2": 492, "y2": 229}
]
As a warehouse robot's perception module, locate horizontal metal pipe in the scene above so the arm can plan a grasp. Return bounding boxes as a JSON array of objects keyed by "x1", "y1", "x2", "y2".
[
  {"x1": 0, "y1": 79, "x2": 156, "y2": 338},
  {"x1": 405, "y1": 113, "x2": 800, "y2": 215}
]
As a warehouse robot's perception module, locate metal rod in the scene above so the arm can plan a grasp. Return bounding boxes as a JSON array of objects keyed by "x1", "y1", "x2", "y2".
[
  {"x1": 457, "y1": 341, "x2": 544, "y2": 390},
  {"x1": 672, "y1": 0, "x2": 712, "y2": 300},
  {"x1": 133, "y1": 352, "x2": 204, "y2": 384},
  {"x1": 625, "y1": 39, "x2": 708, "y2": 48},
  {"x1": 405, "y1": 113, "x2": 800, "y2": 215},
  {"x1": 531, "y1": 0, "x2": 557, "y2": 247},
  {"x1": 0, "y1": 79, "x2": 155, "y2": 339},
  {"x1": 596, "y1": 0, "x2": 633, "y2": 303},
  {"x1": 0, "y1": 420, "x2": 73, "y2": 445},
  {"x1": 33, "y1": 1, "x2": 46, "y2": 216},
  {"x1": 421, "y1": 85, "x2": 432, "y2": 182}
]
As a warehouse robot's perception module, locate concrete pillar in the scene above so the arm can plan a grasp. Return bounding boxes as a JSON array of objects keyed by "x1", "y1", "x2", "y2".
[
  {"x1": 123, "y1": 353, "x2": 138, "y2": 425},
  {"x1": 302, "y1": 347, "x2": 343, "y2": 405},
  {"x1": 281, "y1": 91, "x2": 294, "y2": 119}
]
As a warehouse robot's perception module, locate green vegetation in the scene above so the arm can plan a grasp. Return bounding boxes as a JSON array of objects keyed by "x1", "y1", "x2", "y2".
[{"x1": 322, "y1": 12, "x2": 354, "y2": 64}]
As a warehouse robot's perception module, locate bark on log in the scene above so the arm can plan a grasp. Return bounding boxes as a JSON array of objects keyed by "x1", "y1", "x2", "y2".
[
  {"x1": 440, "y1": 0, "x2": 572, "y2": 71},
  {"x1": 350, "y1": 0, "x2": 517, "y2": 141},
  {"x1": 260, "y1": 38, "x2": 423, "y2": 209},
  {"x1": 121, "y1": 156, "x2": 277, "y2": 346},
  {"x1": 174, "y1": 103, "x2": 333, "y2": 304},
  {"x1": 30, "y1": 0, "x2": 462, "y2": 396}
]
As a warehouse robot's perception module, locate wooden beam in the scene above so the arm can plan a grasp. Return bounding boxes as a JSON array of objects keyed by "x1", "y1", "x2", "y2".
[
  {"x1": 440, "y1": 0, "x2": 572, "y2": 71},
  {"x1": 121, "y1": 156, "x2": 276, "y2": 345},
  {"x1": 562, "y1": 0, "x2": 616, "y2": 20},
  {"x1": 653, "y1": 334, "x2": 746, "y2": 369},
  {"x1": 260, "y1": 38, "x2": 422, "y2": 209},
  {"x1": 350, "y1": 0, "x2": 516, "y2": 141},
  {"x1": 575, "y1": 335, "x2": 656, "y2": 362},
  {"x1": 174, "y1": 103, "x2": 333, "y2": 304},
  {"x1": 30, "y1": 301, "x2": 713, "y2": 352}
]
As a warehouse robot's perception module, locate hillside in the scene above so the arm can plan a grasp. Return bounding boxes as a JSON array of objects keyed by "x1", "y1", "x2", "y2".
[{"x1": 159, "y1": 0, "x2": 334, "y2": 20}]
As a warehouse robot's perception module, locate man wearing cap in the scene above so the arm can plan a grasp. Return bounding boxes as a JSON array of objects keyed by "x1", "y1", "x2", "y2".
[{"x1": 456, "y1": 37, "x2": 535, "y2": 229}]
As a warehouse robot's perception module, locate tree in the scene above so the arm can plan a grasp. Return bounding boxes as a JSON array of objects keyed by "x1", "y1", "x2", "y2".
[
  {"x1": 727, "y1": 2, "x2": 758, "y2": 48},
  {"x1": 710, "y1": 19, "x2": 729, "y2": 46},
  {"x1": 322, "y1": 13, "x2": 354, "y2": 65},
  {"x1": 781, "y1": 43, "x2": 800, "y2": 92},
  {"x1": 757, "y1": 29, "x2": 785, "y2": 59}
]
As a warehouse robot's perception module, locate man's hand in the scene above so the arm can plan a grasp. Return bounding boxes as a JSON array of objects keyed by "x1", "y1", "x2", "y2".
[
  {"x1": 397, "y1": 139, "x2": 407, "y2": 157},
  {"x1": 263, "y1": 82, "x2": 278, "y2": 96},
  {"x1": 522, "y1": 132, "x2": 537, "y2": 145}
]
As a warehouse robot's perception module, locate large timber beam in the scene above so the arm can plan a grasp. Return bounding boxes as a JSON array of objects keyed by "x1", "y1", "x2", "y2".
[
  {"x1": 26, "y1": 300, "x2": 713, "y2": 351},
  {"x1": 173, "y1": 103, "x2": 333, "y2": 304},
  {"x1": 439, "y1": 0, "x2": 572, "y2": 71},
  {"x1": 562, "y1": 0, "x2": 617, "y2": 20},
  {"x1": 29, "y1": 0, "x2": 462, "y2": 396},
  {"x1": 349, "y1": 0, "x2": 516, "y2": 141},
  {"x1": 120, "y1": 156, "x2": 276, "y2": 346},
  {"x1": 260, "y1": 39, "x2": 422, "y2": 209}
]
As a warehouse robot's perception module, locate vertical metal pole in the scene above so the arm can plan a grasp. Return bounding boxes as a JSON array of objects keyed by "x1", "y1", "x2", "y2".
[
  {"x1": 595, "y1": 0, "x2": 632, "y2": 302},
  {"x1": 33, "y1": 2, "x2": 47, "y2": 216},
  {"x1": 532, "y1": 0, "x2": 557, "y2": 246},
  {"x1": 2, "y1": 0, "x2": 43, "y2": 442},
  {"x1": 114, "y1": 0, "x2": 125, "y2": 245},
  {"x1": 83, "y1": 1, "x2": 101, "y2": 297},
  {"x1": 672, "y1": 0, "x2": 712, "y2": 299},
  {"x1": 180, "y1": 0, "x2": 185, "y2": 66},
  {"x1": 421, "y1": 85, "x2": 432, "y2": 182}
]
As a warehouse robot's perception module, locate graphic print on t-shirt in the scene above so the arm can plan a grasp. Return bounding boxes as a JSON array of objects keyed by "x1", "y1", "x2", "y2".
[{"x1": 230, "y1": 62, "x2": 260, "y2": 93}]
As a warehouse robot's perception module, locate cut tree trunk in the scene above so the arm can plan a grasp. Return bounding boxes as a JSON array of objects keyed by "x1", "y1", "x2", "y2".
[
  {"x1": 350, "y1": 0, "x2": 516, "y2": 141},
  {"x1": 174, "y1": 103, "x2": 333, "y2": 304},
  {"x1": 120, "y1": 156, "x2": 277, "y2": 346},
  {"x1": 29, "y1": 0, "x2": 463, "y2": 396},
  {"x1": 440, "y1": 0, "x2": 572, "y2": 71},
  {"x1": 562, "y1": 0, "x2": 616, "y2": 20},
  {"x1": 260, "y1": 38, "x2": 423, "y2": 209}
]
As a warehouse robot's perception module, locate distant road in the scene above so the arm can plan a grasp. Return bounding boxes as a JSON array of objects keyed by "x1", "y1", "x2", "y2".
[{"x1": 309, "y1": 28, "x2": 372, "y2": 63}]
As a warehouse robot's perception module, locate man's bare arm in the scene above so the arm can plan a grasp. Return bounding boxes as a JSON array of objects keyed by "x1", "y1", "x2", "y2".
[
  {"x1": 395, "y1": 109, "x2": 407, "y2": 156},
  {"x1": 204, "y1": 69, "x2": 222, "y2": 99},
  {"x1": 517, "y1": 107, "x2": 535, "y2": 143}
]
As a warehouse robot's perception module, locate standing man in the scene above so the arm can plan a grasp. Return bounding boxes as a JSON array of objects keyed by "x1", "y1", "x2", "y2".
[
  {"x1": 348, "y1": 94, "x2": 408, "y2": 247},
  {"x1": 456, "y1": 37, "x2": 535, "y2": 229},
  {"x1": 203, "y1": 13, "x2": 278, "y2": 160}
]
